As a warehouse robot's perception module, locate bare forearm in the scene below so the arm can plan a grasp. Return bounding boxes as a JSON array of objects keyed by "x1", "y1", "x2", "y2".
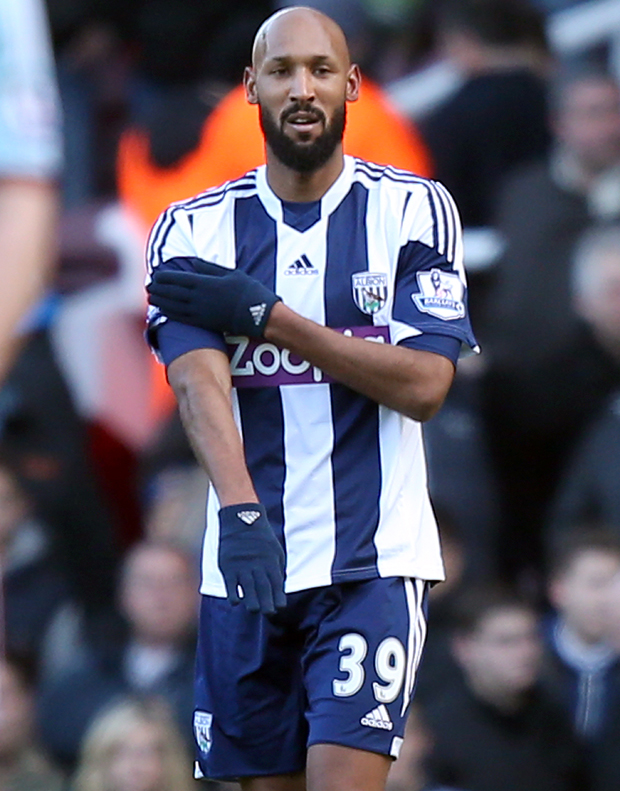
[
  {"x1": 167, "y1": 349, "x2": 257, "y2": 506},
  {"x1": 264, "y1": 302, "x2": 455, "y2": 421},
  {"x1": 0, "y1": 180, "x2": 58, "y2": 379}
]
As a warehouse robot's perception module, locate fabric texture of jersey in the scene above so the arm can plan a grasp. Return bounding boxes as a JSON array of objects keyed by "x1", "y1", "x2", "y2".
[
  {"x1": 193, "y1": 577, "x2": 428, "y2": 780},
  {"x1": 146, "y1": 156, "x2": 478, "y2": 596}
]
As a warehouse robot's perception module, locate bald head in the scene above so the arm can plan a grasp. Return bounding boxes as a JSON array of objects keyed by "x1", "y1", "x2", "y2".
[
  {"x1": 244, "y1": 6, "x2": 360, "y2": 180},
  {"x1": 252, "y1": 7, "x2": 351, "y2": 69}
]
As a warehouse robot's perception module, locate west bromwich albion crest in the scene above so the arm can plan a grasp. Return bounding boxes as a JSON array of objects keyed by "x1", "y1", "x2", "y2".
[
  {"x1": 412, "y1": 268, "x2": 465, "y2": 320},
  {"x1": 194, "y1": 711, "x2": 213, "y2": 755},
  {"x1": 352, "y1": 272, "x2": 388, "y2": 315}
]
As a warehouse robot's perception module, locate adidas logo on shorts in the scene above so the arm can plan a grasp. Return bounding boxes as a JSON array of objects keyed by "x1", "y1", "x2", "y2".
[{"x1": 360, "y1": 704, "x2": 393, "y2": 731}]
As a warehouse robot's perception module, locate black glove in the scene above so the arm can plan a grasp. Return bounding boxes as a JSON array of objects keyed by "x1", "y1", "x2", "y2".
[
  {"x1": 147, "y1": 257, "x2": 281, "y2": 337},
  {"x1": 218, "y1": 503, "x2": 286, "y2": 615}
]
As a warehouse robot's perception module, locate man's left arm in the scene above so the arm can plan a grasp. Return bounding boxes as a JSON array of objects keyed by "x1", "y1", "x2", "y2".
[
  {"x1": 148, "y1": 259, "x2": 454, "y2": 422},
  {"x1": 264, "y1": 302, "x2": 454, "y2": 422}
]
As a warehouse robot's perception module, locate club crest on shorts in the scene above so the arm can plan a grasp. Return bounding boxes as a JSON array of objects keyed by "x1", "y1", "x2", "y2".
[
  {"x1": 193, "y1": 711, "x2": 213, "y2": 755},
  {"x1": 352, "y1": 272, "x2": 388, "y2": 315},
  {"x1": 412, "y1": 268, "x2": 465, "y2": 320}
]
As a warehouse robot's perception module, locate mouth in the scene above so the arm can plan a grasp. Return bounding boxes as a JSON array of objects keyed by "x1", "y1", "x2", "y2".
[{"x1": 282, "y1": 110, "x2": 324, "y2": 134}]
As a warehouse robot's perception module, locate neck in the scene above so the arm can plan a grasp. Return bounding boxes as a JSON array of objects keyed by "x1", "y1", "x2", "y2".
[
  {"x1": 265, "y1": 147, "x2": 345, "y2": 202},
  {"x1": 468, "y1": 675, "x2": 526, "y2": 714},
  {"x1": 591, "y1": 326, "x2": 620, "y2": 362},
  {"x1": 132, "y1": 635, "x2": 177, "y2": 651}
]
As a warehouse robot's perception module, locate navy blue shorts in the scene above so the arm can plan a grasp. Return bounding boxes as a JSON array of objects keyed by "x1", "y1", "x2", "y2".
[{"x1": 192, "y1": 576, "x2": 428, "y2": 780}]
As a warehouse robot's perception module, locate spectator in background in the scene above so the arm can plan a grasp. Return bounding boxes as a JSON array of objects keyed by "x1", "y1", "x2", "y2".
[
  {"x1": 44, "y1": 0, "x2": 133, "y2": 206},
  {"x1": 549, "y1": 390, "x2": 620, "y2": 538},
  {"x1": 142, "y1": 464, "x2": 207, "y2": 561},
  {"x1": 415, "y1": 508, "x2": 468, "y2": 706},
  {"x1": 590, "y1": 571, "x2": 620, "y2": 790},
  {"x1": 0, "y1": 653, "x2": 66, "y2": 791},
  {"x1": 0, "y1": 0, "x2": 61, "y2": 381},
  {"x1": 0, "y1": 317, "x2": 120, "y2": 624},
  {"x1": 482, "y1": 219, "x2": 620, "y2": 589},
  {"x1": 541, "y1": 529, "x2": 620, "y2": 750},
  {"x1": 0, "y1": 454, "x2": 71, "y2": 667},
  {"x1": 71, "y1": 697, "x2": 196, "y2": 791},
  {"x1": 420, "y1": 0, "x2": 551, "y2": 231},
  {"x1": 484, "y1": 70, "x2": 620, "y2": 358},
  {"x1": 0, "y1": 0, "x2": 120, "y2": 626},
  {"x1": 386, "y1": 704, "x2": 462, "y2": 791},
  {"x1": 37, "y1": 541, "x2": 198, "y2": 770},
  {"x1": 423, "y1": 587, "x2": 587, "y2": 791},
  {"x1": 419, "y1": 0, "x2": 551, "y2": 318}
]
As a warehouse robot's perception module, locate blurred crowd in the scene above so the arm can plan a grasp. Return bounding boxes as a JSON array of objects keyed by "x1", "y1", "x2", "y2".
[{"x1": 2, "y1": 0, "x2": 620, "y2": 789}]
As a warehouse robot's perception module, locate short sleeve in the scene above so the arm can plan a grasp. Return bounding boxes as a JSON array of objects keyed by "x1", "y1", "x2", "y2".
[
  {"x1": 145, "y1": 207, "x2": 226, "y2": 359},
  {"x1": 399, "y1": 333, "x2": 461, "y2": 365},
  {"x1": 390, "y1": 180, "x2": 479, "y2": 353},
  {"x1": 155, "y1": 320, "x2": 227, "y2": 366}
]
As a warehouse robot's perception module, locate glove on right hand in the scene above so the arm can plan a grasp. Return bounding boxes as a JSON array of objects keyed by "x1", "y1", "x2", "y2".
[{"x1": 147, "y1": 257, "x2": 281, "y2": 337}]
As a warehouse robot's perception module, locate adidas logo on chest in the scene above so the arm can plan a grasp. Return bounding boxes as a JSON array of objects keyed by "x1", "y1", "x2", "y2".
[{"x1": 285, "y1": 254, "x2": 318, "y2": 276}]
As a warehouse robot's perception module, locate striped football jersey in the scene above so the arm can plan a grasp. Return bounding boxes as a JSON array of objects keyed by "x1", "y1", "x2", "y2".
[{"x1": 146, "y1": 155, "x2": 477, "y2": 595}]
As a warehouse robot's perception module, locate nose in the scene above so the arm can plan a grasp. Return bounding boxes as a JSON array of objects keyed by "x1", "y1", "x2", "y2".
[{"x1": 289, "y1": 66, "x2": 315, "y2": 102}]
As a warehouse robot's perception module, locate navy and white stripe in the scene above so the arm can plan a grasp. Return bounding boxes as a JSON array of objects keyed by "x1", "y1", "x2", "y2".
[
  {"x1": 146, "y1": 156, "x2": 477, "y2": 595},
  {"x1": 401, "y1": 578, "x2": 428, "y2": 716}
]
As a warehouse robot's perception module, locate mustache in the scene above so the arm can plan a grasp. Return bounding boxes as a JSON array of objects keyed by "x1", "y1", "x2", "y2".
[{"x1": 280, "y1": 103, "x2": 326, "y2": 125}]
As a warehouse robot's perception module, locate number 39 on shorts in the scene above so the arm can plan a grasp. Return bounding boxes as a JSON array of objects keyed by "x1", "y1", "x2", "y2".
[{"x1": 333, "y1": 633, "x2": 406, "y2": 704}]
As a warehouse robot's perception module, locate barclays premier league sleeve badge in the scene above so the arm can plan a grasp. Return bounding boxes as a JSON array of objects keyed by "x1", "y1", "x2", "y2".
[
  {"x1": 412, "y1": 268, "x2": 465, "y2": 320},
  {"x1": 352, "y1": 272, "x2": 388, "y2": 315}
]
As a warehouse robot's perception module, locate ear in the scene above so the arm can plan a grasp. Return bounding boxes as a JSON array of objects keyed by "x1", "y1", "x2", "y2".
[
  {"x1": 451, "y1": 634, "x2": 471, "y2": 667},
  {"x1": 346, "y1": 64, "x2": 362, "y2": 103},
  {"x1": 244, "y1": 67, "x2": 259, "y2": 105},
  {"x1": 548, "y1": 577, "x2": 566, "y2": 609}
]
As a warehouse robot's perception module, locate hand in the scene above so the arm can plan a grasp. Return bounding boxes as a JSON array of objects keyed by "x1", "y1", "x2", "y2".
[
  {"x1": 218, "y1": 503, "x2": 286, "y2": 615},
  {"x1": 147, "y1": 257, "x2": 281, "y2": 337}
]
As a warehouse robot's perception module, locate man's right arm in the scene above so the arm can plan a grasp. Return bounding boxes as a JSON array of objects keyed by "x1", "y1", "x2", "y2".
[
  {"x1": 166, "y1": 347, "x2": 258, "y2": 508},
  {"x1": 167, "y1": 346, "x2": 286, "y2": 614}
]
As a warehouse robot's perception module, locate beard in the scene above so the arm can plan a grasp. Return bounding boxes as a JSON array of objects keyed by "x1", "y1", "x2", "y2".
[{"x1": 259, "y1": 100, "x2": 346, "y2": 173}]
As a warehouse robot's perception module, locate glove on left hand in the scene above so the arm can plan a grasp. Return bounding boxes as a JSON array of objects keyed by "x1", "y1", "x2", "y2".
[
  {"x1": 147, "y1": 257, "x2": 281, "y2": 337},
  {"x1": 218, "y1": 502, "x2": 286, "y2": 615}
]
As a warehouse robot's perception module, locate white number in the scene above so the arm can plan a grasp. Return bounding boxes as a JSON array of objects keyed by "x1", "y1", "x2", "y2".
[
  {"x1": 333, "y1": 633, "x2": 367, "y2": 697},
  {"x1": 372, "y1": 637, "x2": 406, "y2": 703}
]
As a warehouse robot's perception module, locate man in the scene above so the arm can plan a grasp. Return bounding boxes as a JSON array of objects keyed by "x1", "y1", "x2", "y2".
[
  {"x1": 423, "y1": 588, "x2": 587, "y2": 791},
  {"x1": 592, "y1": 570, "x2": 620, "y2": 790},
  {"x1": 146, "y1": 8, "x2": 476, "y2": 791},
  {"x1": 420, "y1": 0, "x2": 550, "y2": 230},
  {"x1": 542, "y1": 529, "x2": 620, "y2": 745},
  {"x1": 37, "y1": 541, "x2": 197, "y2": 768},
  {"x1": 0, "y1": 654, "x2": 65, "y2": 791}
]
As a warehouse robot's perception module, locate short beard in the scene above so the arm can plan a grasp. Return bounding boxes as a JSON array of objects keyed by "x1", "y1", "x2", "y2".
[{"x1": 259, "y1": 101, "x2": 346, "y2": 174}]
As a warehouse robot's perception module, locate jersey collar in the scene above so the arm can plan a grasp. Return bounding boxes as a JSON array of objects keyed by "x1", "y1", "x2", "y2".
[{"x1": 256, "y1": 155, "x2": 355, "y2": 226}]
